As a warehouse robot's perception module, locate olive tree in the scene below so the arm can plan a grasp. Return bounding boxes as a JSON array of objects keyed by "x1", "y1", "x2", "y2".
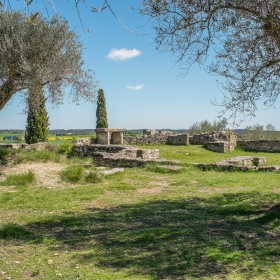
[
  {"x1": 141, "y1": 0, "x2": 280, "y2": 123},
  {"x1": 0, "y1": 11, "x2": 98, "y2": 111}
]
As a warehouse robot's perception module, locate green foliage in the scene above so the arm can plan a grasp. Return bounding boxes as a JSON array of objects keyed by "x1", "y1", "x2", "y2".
[
  {"x1": 242, "y1": 123, "x2": 280, "y2": 140},
  {"x1": 15, "y1": 149, "x2": 61, "y2": 163},
  {"x1": 188, "y1": 118, "x2": 228, "y2": 135},
  {"x1": 85, "y1": 171, "x2": 102, "y2": 183},
  {"x1": 58, "y1": 142, "x2": 74, "y2": 156},
  {"x1": 145, "y1": 163, "x2": 186, "y2": 174},
  {"x1": 96, "y1": 88, "x2": 108, "y2": 128},
  {"x1": 0, "y1": 170, "x2": 35, "y2": 186},
  {"x1": 0, "y1": 148, "x2": 11, "y2": 165},
  {"x1": 60, "y1": 165, "x2": 84, "y2": 183},
  {"x1": 0, "y1": 11, "x2": 97, "y2": 111},
  {"x1": 25, "y1": 89, "x2": 49, "y2": 144}
]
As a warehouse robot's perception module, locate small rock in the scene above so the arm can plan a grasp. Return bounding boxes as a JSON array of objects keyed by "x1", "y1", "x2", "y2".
[
  {"x1": 99, "y1": 168, "x2": 124, "y2": 175},
  {"x1": 95, "y1": 167, "x2": 107, "y2": 171}
]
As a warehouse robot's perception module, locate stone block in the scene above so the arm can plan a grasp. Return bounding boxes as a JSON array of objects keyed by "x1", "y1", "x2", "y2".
[{"x1": 207, "y1": 141, "x2": 229, "y2": 153}]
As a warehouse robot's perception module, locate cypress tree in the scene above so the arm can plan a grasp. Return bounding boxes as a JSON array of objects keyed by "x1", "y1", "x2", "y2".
[
  {"x1": 25, "y1": 87, "x2": 49, "y2": 144},
  {"x1": 96, "y1": 89, "x2": 108, "y2": 128}
]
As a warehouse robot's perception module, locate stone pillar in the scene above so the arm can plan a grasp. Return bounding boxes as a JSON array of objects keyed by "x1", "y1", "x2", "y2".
[
  {"x1": 111, "y1": 132, "x2": 123, "y2": 144},
  {"x1": 96, "y1": 130, "x2": 110, "y2": 145}
]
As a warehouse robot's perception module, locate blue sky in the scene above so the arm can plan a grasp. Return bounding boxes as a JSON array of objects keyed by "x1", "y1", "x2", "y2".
[{"x1": 0, "y1": 0, "x2": 279, "y2": 130}]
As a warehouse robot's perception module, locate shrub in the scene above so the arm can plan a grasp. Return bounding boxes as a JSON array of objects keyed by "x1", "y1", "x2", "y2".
[
  {"x1": 60, "y1": 165, "x2": 84, "y2": 183},
  {"x1": 58, "y1": 143, "x2": 74, "y2": 156}
]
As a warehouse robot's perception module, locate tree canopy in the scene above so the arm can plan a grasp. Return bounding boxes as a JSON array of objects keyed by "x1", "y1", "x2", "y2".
[
  {"x1": 141, "y1": 0, "x2": 280, "y2": 123},
  {"x1": 0, "y1": 11, "x2": 98, "y2": 111}
]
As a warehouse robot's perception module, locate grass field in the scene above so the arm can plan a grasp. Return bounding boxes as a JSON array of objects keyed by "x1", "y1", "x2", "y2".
[
  {"x1": 0, "y1": 133, "x2": 95, "y2": 145},
  {"x1": 0, "y1": 144, "x2": 279, "y2": 279}
]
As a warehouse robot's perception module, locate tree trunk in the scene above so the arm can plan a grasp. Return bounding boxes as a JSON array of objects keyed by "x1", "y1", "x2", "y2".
[{"x1": 0, "y1": 79, "x2": 16, "y2": 110}]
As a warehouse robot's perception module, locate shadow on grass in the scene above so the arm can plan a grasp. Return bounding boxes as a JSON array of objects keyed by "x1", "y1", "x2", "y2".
[{"x1": 1, "y1": 192, "x2": 280, "y2": 279}]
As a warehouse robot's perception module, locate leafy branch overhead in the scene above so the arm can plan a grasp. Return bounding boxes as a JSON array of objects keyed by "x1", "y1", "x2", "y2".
[
  {"x1": 141, "y1": 0, "x2": 280, "y2": 123},
  {"x1": 0, "y1": 11, "x2": 98, "y2": 111}
]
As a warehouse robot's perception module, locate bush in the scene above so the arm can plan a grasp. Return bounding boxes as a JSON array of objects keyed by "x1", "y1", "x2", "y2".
[
  {"x1": 58, "y1": 143, "x2": 74, "y2": 156},
  {"x1": 60, "y1": 165, "x2": 84, "y2": 183}
]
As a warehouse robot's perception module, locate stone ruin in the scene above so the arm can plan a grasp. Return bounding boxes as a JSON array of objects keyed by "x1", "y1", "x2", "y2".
[
  {"x1": 190, "y1": 131, "x2": 237, "y2": 153},
  {"x1": 124, "y1": 129, "x2": 189, "y2": 146},
  {"x1": 74, "y1": 140, "x2": 178, "y2": 168},
  {"x1": 194, "y1": 156, "x2": 280, "y2": 172},
  {"x1": 95, "y1": 128, "x2": 126, "y2": 145}
]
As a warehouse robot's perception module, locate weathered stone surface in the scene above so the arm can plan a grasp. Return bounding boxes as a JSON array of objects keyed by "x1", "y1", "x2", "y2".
[
  {"x1": 124, "y1": 130, "x2": 189, "y2": 146},
  {"x1": 98, "y1": 168, "x2": 124, "y2": 175},
  {"x1": 93, "y1": 152, "x2": 179, "y2": 168},
  {"x1": 74, "y1": 144, "x2": 127, "y2": 157},
  {"x1": 206, "y1": 141, "x2": 229, "y2": 153},
  {"x1": 190, "y1": 131, "x2": 237, "y2": 152},
  {"x1": 0, "y1": 142, "x2": 47, "y2": 150},
  {"x1": 143, "y1": 129, "x2": 157, "y2": 136},
  {"x1": 167, "y1": 134, "x2": 189, "y2": 145},
  {"x1": 258, "y1": 166, "x2": 280, "y2": 172},
  {"x1": 73, "y1": 143, "x2": 174, "y2": 168},
  {"x1": 75, "y1": 138, "x2": 95, "y2": 145},
  {"x1": 95, "y1": 167, "x2": 106, "y2": 171},
  {"x1": 95, "y1": 128, "x2": 126, "y2": 145},
  {"x1": 192, "y1": 156, "x2": 274, "y2": 172},
  {"x1": 237, "y1": 140, "x2": 280, "y2": 152},
  {"x1": 215, "y1": 156, "x2": 266, "y2": 166}
]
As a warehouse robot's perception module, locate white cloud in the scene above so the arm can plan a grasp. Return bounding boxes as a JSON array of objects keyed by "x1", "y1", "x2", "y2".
[
  {"x1": 106, "y1": 48, "x2": 141, "y2": 60},
  {"x1": 127, "y1": 85, "x2": 145, "y2": 91}
]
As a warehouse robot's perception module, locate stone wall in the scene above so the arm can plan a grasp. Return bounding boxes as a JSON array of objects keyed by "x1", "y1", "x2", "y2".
[
  {"x1": 191, "y1": 131, "x2": 237, "y2": 152},
  {"x1": 123, "y1": 130, "x2": 189, "y2": 146},
  {"x1": 237, "y1": 140, "x2": 280, "y2": 152},
  {"x1": 190, "y1": 131, "x2": 237, "y2": 145}
]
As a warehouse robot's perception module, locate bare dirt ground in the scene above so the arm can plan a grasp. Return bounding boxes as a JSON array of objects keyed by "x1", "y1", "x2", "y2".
[{"x1": 0, "y1": 162, "x2": 67, "y2": 188}]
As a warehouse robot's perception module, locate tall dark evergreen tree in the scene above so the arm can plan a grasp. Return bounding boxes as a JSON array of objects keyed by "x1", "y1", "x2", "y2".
[
  {"x1": 96, "y1": 89, "x2": 108, "y2": 128},
  {"x1": 25, "y1": 87, "x2": 49, "y2": 144}
]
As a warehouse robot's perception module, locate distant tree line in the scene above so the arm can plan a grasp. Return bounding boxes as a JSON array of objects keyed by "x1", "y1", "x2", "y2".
[
  {"x1": 188, "y1": 118, "x2": 228, "y2": 136},
  {"x1": 242, "y1": 124, "x2": 280, "y2": 140}
]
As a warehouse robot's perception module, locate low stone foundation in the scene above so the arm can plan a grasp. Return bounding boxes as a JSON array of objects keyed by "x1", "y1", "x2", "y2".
[
  {"x1": 93, "y1": 152, "x2": 178, "y2": 168},
  {"x1": 192, "y1": 156, "x2": 280, "y2": 172},
  {"x1": 0, "y1": 142, "x2": 47, "y2": 150},
  {"x1": 215, "y1": 156, "x2": 266, "y2": 167},
  {"x1": 237, "y1": 140, "x2": 280, "y2": 152},
  {"x1": 73, "y1": 141, "x2": 177, "y2": 168}
]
